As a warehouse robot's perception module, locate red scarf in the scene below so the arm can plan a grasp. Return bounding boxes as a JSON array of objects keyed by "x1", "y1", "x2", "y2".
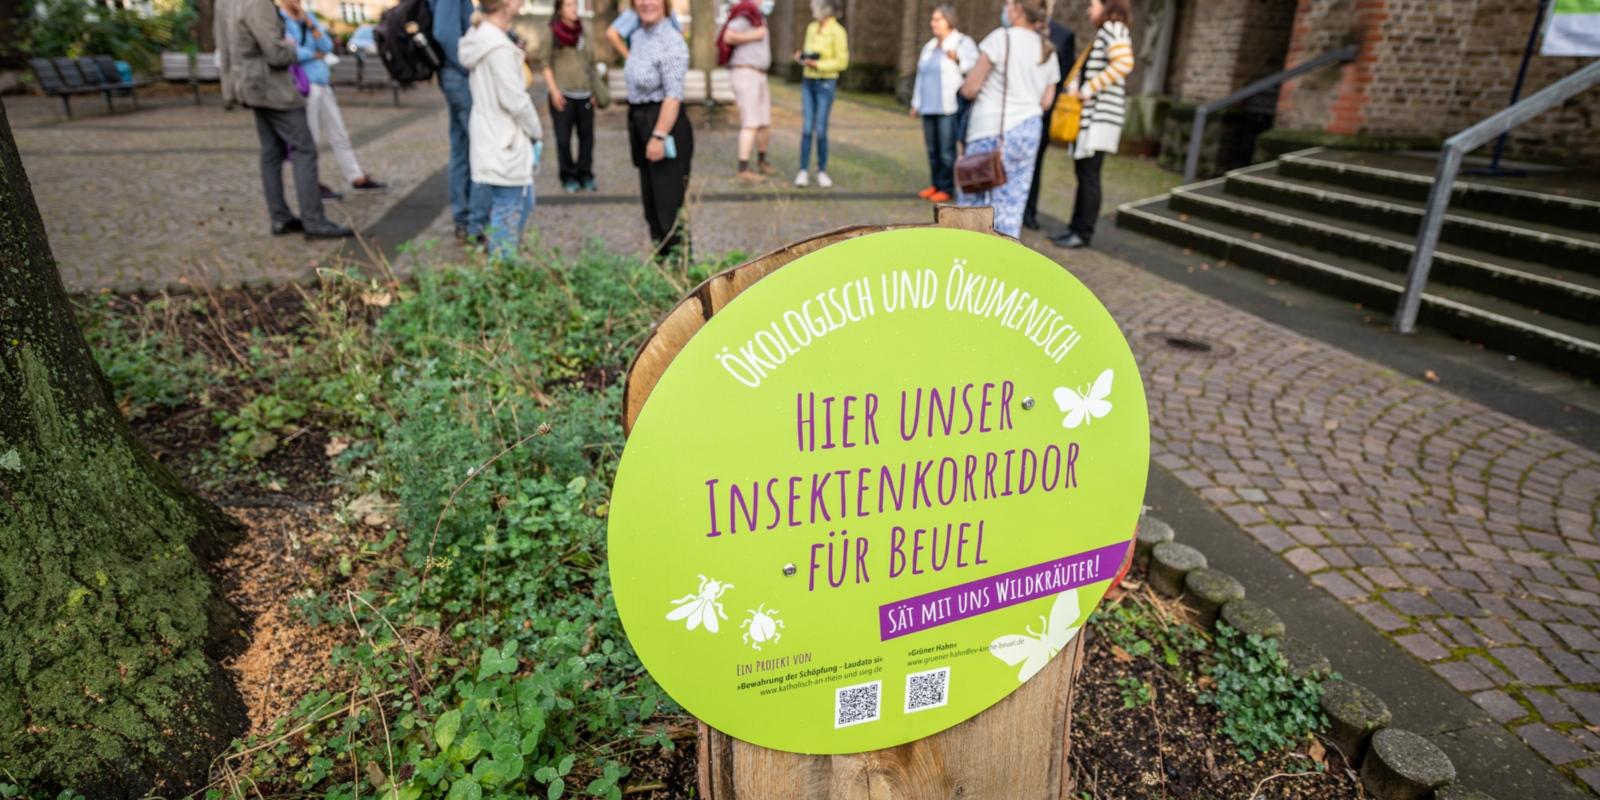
[
  {"x1": 550, "y1": 16, "x2": 582, "y2": 48},
  {"x1": 716, "y1": 0, "x2": 764, "y2": 65}
]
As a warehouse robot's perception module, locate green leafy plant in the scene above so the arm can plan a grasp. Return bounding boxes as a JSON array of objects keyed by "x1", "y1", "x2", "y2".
[
  {"x1": 76, "y1": 294, "x2": 212, "y2": 420},
  {"x1": 18, "y1": 0, "x2": 196, "y2": 74},
  {"x1": 1090, "y1": 596, "x2": 1208, "y2": 679},
  {"x1": 1116, "y1": 676, "x2": 1153, "y2": 709},
  {"x1": 1196, "y1": 623, "x2": 1329, "y2": 760}
]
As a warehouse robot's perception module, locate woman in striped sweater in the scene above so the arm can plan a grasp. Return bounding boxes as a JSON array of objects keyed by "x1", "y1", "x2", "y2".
[{"x1": 1051, "y1": 0, "x2": 1133, "y2": 250}]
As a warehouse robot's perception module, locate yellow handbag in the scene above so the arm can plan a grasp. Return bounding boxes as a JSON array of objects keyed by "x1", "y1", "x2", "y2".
[{"x1": 1049, "y1": 45, "x2": 1094, "y2": 145}]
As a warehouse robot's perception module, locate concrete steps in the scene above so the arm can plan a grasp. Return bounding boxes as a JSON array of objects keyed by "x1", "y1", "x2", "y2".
[{"x1": 1116, "y1": 148, "x2": 1600, "y2": 378}]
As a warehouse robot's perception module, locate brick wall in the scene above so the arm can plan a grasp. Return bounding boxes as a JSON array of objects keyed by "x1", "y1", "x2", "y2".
[
  {"x1": 1277, "y1": 0, "x2": 1600, "y2": 165},
  {"x1": 1166, "y1": 0, "x2": 1297, "y2": 104}
]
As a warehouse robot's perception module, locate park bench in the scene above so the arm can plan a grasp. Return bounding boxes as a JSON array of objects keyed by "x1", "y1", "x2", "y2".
[
  {"x1": 327, "y1": 52, "x2": 402, "y2": 106},
  {"x1": 28, "y1": 57, "x2": 143, "y2": 119},
  {"x1": 160, "y1": 51, "x2": 221, "y2": 104},
  {"x1": 603, "y1": 67, "x2": 736, "y2": 108}
]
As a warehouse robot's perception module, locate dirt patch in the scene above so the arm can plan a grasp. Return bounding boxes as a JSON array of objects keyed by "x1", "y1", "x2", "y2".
[
  {"x1": 215, "y1": 502, "x2": 351, "y2": 736},
  {"x1": 1069, "y1": 587, "x2": 1365, "y2": 800}
]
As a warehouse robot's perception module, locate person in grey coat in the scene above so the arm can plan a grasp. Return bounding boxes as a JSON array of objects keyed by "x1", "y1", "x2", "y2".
[
  {"x1": 214, "y1": 0, "x2": 241, "y2": 107},
  {"x1": 231, "y1": 0, "x2": 352, "y2": 238}
]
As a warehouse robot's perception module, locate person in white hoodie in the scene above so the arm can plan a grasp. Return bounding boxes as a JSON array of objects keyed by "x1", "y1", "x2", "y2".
[{"x1": 460, "y1": 0, "x2": 544, "y2": 260}]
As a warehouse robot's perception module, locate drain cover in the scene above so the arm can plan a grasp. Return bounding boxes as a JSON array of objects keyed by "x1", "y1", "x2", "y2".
[{"x1": 1143, "y1": 331, "x2": 1235, "y2": 357}]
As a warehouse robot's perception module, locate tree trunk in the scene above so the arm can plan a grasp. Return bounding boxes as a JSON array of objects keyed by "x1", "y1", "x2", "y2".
[
  {"x1": 195, "y1": 0, "x2": 217, "y2": 55},
  {"x1": 0, "y1": 100, "x2": 246, "y2": 797},
  {"x1": 690, "y1": 0, "x2": 717, "y2": 72},
  {"x1": 894, "y1": 0, "x2": 924, "y2": 103}
]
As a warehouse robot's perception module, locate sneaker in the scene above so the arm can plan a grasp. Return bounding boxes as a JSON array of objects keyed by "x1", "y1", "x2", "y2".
[
  {"x1": 563, "y1": 181, "x2": 579, "y2": 194},
  {"x1": 917, "y1": 186, "x2": 938, "y2": 199},
  {"x1": 1050, "y1": 232, "x2": 1089, "y2": 249},
  {"x1": 581, "y1": 177, "x2": 598, "y2": 191},
  {"x1": 794, "y1": 169, "x2": 809, "y2": 187},
  {"x1": 303, "y1": 222, "x2": 354, "y2": 239},
  {"x1": 454, "y1": 224, "x2": 468, "y2": 242},
  {"x1": 928, "y1": 190, "x2": 951, "y2": 203},
  {"x1": 1022, "y1": 215, "x2": 1040, "y2": 231},
  {"x1": 352, "y1": 177, "x2": 387, "y2": 192},
  {"x1": 271, "y1": 218, "x2": 304, "y2": 236},
  {"x1": 735, "y1": 169, "x2": 766, "y2": 184},
  {"x1": 757, "y1": 160, "x2": 777, "y2": 175},
  {"x1": 319, "y1": 184, "x2": 343, "y2": 202},
  {"x1": 816, "y1": 171, "x2": 833, "y2": 189}
]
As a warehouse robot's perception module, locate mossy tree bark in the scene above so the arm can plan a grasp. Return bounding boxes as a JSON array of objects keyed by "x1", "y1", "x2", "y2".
[{"x1": 0, "y1": 102, "x2": 246, "y2": 796}]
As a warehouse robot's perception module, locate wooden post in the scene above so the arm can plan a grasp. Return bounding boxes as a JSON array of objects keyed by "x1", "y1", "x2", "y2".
[{"x1": 622, "y1": 205, "x2": 1089, "y2": 800}]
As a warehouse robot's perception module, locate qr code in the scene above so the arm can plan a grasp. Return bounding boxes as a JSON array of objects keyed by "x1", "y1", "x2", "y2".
[
  {"x1": 834, "y1": 680, "x2": 882, "y2": 728},
  {"x1": 904, "y1": 667, "x2": 950, "y2": 713}
]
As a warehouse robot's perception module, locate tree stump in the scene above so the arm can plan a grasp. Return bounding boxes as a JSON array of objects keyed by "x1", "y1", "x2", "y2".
[{"x1": 623, "y1": 206, "x2": 1092, "y2": 799}]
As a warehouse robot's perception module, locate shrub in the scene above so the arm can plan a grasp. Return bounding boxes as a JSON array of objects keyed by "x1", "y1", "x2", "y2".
[
  {"x1": 1197, "y1": 623, "x2": 1329, "y2": 760},
  {"x1": 19, "y1": 0, "x2": 195, "y2": 75}
]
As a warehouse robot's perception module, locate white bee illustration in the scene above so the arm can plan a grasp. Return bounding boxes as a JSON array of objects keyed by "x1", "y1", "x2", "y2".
[
  {"x1": 989, "y1": 591, "x2": 1082, "y2": 682},
  {"x1": 1053, "y1": 368, "x2": 1113, "y2": 429},
  {"x1": 741, "y1": 604, "x2": 785, "y2": 650},
  {"x1": 665, "y1": 575, "x2": 734, "y2": 633}
]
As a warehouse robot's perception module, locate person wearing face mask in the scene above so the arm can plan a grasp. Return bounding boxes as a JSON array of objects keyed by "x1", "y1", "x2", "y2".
[
  {"x1": 793, "y1": 0, "x2": 848, "y2": 189},
  {"x1": 955, "y1": 0, "x2": 1059, "y2": 238},
  {"x1": 624, "y1": 0, "x2": 695, "y2": 257},
  {"x1": 1051, "y1": 0, "x2": 1133, "y2": 250},
  {"x1": 540, "y1": 0, "x2": 599, "y2": 194},
  {"x1": 910, "y1": 4, "x2": 978, "y2": 203},
  {"x1": 459, "y1": 0, "x2": 544, "y2": 260}
]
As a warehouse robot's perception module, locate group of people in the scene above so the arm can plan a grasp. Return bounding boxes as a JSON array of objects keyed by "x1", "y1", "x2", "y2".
[
  {"x1": 915, "y1": 0, "x2": 1133, "y2": 243},
  {"x1": 218, "y1": 0, "x2": 1130, "y2": 259}
]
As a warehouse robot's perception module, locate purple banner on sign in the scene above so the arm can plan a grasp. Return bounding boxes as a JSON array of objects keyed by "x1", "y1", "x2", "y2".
[{"x1": 878, "y1": 540, "x2": 1132, "y2": 641}]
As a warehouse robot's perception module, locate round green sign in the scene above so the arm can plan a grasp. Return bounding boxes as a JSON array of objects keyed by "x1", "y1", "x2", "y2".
[{"x1": 609, "y1": 228, "x2": 1149, "y2": 754}]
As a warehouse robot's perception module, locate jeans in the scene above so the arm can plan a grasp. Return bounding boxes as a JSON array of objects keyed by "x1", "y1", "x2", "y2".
[
  {"x1": 439, "y1": 68, "x2": 490, "y2": 234},
  {"x1": 252, "y1": 107, "x2": 327, "y2": 227},
  {"x1": 549, "y1": 95, "x2": 595, "y2": 185},
  {"x1": 1069, "y1": 151, "x2": 1106, "y2": 243},
  {"x1": 306, "y1": 83, "x2": 363, "y2": 184},
  {"x1": 799, "y1": 77, "x2": 835, "y2": 172},
  {"x1": 486, "y1": 184, "x2": 535, "y2": 260},
  {"x1": 921, "y1": 113, "x2": 958, "y2": 195}
]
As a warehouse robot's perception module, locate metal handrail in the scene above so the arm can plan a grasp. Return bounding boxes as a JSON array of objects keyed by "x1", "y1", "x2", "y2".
[
  {"x1": 1394, "y1": 58, "x2": 1600, "y2": 334},
  {"x1": 1182, "y1": 45, "x2": 1358, "y2": 184}
]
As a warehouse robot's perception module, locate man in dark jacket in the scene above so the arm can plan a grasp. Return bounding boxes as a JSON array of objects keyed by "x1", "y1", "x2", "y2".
[
  {"x1": 232, "y1": 0, "x2": 352, "y2": 238},
  {"x1": 432, "y1": 0, "x2": 491, "y2": 242},
  {"x1": 1022, "y1": 19, "x2": 1074, "y2": 231}
]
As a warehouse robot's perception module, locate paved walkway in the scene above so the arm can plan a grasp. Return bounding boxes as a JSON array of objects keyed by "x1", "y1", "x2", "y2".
[{"x1": 12, "y1": 81, "x2": 1600, "y2": 792}]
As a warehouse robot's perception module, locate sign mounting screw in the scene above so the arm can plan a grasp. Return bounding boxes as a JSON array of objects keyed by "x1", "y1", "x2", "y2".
[
  {"x1": 1021, "y1": 396, "x2": 1035, "y2": 410},
  {"x1": 783, "y1": 563, "x2": 797, "y2": 577}
]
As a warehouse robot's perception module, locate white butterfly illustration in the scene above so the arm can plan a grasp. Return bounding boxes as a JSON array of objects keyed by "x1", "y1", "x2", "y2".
[
  {"x1": 989, "y1": 591, "x2": 1083, "y2": 682},
  {"x1": 1053, "y1": 368, "x2": 1113, "y2": 429}
]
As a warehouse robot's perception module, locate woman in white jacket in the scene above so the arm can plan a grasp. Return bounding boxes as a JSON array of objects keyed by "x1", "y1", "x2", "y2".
[
  {"x1": 460, "y1": 0, "x2": 544, "y2": 259},
  {"x1": 909, "y1": 5, "x2": 977, "y2": 203}
]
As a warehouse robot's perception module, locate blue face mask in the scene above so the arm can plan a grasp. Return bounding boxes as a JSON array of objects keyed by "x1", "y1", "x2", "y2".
[
  {"x1": 998, "y1": 6, "x2": 1011, "y2": 28},
  {"x1": 759, "y1": 0, "x2": 774, "y2": 13}
]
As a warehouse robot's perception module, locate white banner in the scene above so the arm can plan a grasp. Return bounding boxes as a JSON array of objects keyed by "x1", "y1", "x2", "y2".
[{"x1": 1543, "y1": 0, "x2": 1600, "y2": 56}]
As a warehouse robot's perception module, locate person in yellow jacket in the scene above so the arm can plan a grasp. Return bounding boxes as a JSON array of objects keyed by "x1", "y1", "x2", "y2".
[{"x1": 793, "y1": 0, "x2": 848, "y2": 188}]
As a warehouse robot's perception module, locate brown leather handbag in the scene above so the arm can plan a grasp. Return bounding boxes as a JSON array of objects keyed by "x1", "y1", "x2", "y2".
[{"x1": 954, "y1": 31, "x2": 1010, "y2": 195}]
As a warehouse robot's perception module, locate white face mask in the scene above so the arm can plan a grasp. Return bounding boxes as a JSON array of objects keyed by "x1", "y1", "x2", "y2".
[
  {"x1": 759, "y1": 0, "x2": 774, "y2": 13},
  {"x1": 998, "y1": 5, "x2": 1011, "y2": 28}
]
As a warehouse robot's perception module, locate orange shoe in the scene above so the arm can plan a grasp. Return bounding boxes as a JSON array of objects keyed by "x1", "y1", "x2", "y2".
[
  {"x1": 917, "y1": 186, "x2": 938, "y2": 199},
  {"x1": 928, "y1": 190, "x2": 952, "y2": 203}
]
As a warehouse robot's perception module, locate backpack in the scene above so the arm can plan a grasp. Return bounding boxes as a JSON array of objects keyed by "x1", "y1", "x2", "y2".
[{"x1": 375, "y1": 0, "x2": 443, "y2": 84}]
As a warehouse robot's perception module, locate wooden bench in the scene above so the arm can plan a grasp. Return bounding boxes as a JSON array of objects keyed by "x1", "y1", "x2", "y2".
[
  {"x1": 604, "y1": 67, "x2": 738, "y2": 107},
  {"x1": 327, "y1": 52, "x2": 402, "y2": 106},
  {"x1": 28, "y1": 57, "x2": 144, "y2": 119},
  {"x1": 160, "y1": 51, "x2": 220, "y2": 104}
]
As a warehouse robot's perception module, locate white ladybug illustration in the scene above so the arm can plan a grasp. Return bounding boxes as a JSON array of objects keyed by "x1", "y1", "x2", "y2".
[{"x1": 741, "y1": 604, "x2": 784, "y2": 650}]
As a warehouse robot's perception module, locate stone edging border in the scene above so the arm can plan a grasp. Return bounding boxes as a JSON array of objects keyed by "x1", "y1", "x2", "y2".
[{"x1": 1133, "y1": 516, "x2": 1495, "y2": 800}]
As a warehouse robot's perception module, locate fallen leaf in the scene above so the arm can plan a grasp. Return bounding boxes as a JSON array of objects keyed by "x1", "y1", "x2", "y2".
[
  {"x1": 324, "y1": 436, "x2": 351, "y2": 457},
  {"x1": 1178, "y1": 213, "x2": 1190, "y2": 222},
  {"x1": 1111, "y1": 645, "x2": 1134, "y2": 663},
  {"x1": 1424, "y1": 369, "x2": 1440, "y2": 383},
  {"x1": 1252, "y1": 231, "x2": 1263, "y2": 240},
  {"x1": 267, "y1": 480, "x2": 283, "y2": 492},
  {"x1": 1196, "y1": 675, "x2": 1216, "y2": 690},
  {"x1": 361, "y1": 290, "x2": 393, "y2": 308},
  {"x1": 1308, "y1": 739, "x2": 1327, "y2": 766},
  {"x1": 348, "y1": 492, "x2": 398, "y2": 527}
]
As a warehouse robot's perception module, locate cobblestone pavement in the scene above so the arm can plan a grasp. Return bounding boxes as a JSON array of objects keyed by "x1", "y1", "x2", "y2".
[
  {"x1": 15, "y1": 79, "x2": 1600, "y2": 791},
  {"x1": 7, "y1": 88, "x2": 448, "y2": 292}
]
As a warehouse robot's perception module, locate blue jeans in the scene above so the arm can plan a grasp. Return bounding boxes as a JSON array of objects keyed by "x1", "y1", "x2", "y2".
[
  {"x1": 955, "y1": 116, "x2": 1044, "y2": 238},
  {"x1": 439, "y1": 68, "x2": 491, "y2": 234},
  {"x1": 486, "y1": 184, "x2": 534, "y2": 260},
  {"x1": 921, "y1": 113, "x2": 958, "y2": 195},
  {"x1": 799, "y1": 78, "x2": 835, "y2": 172}
]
